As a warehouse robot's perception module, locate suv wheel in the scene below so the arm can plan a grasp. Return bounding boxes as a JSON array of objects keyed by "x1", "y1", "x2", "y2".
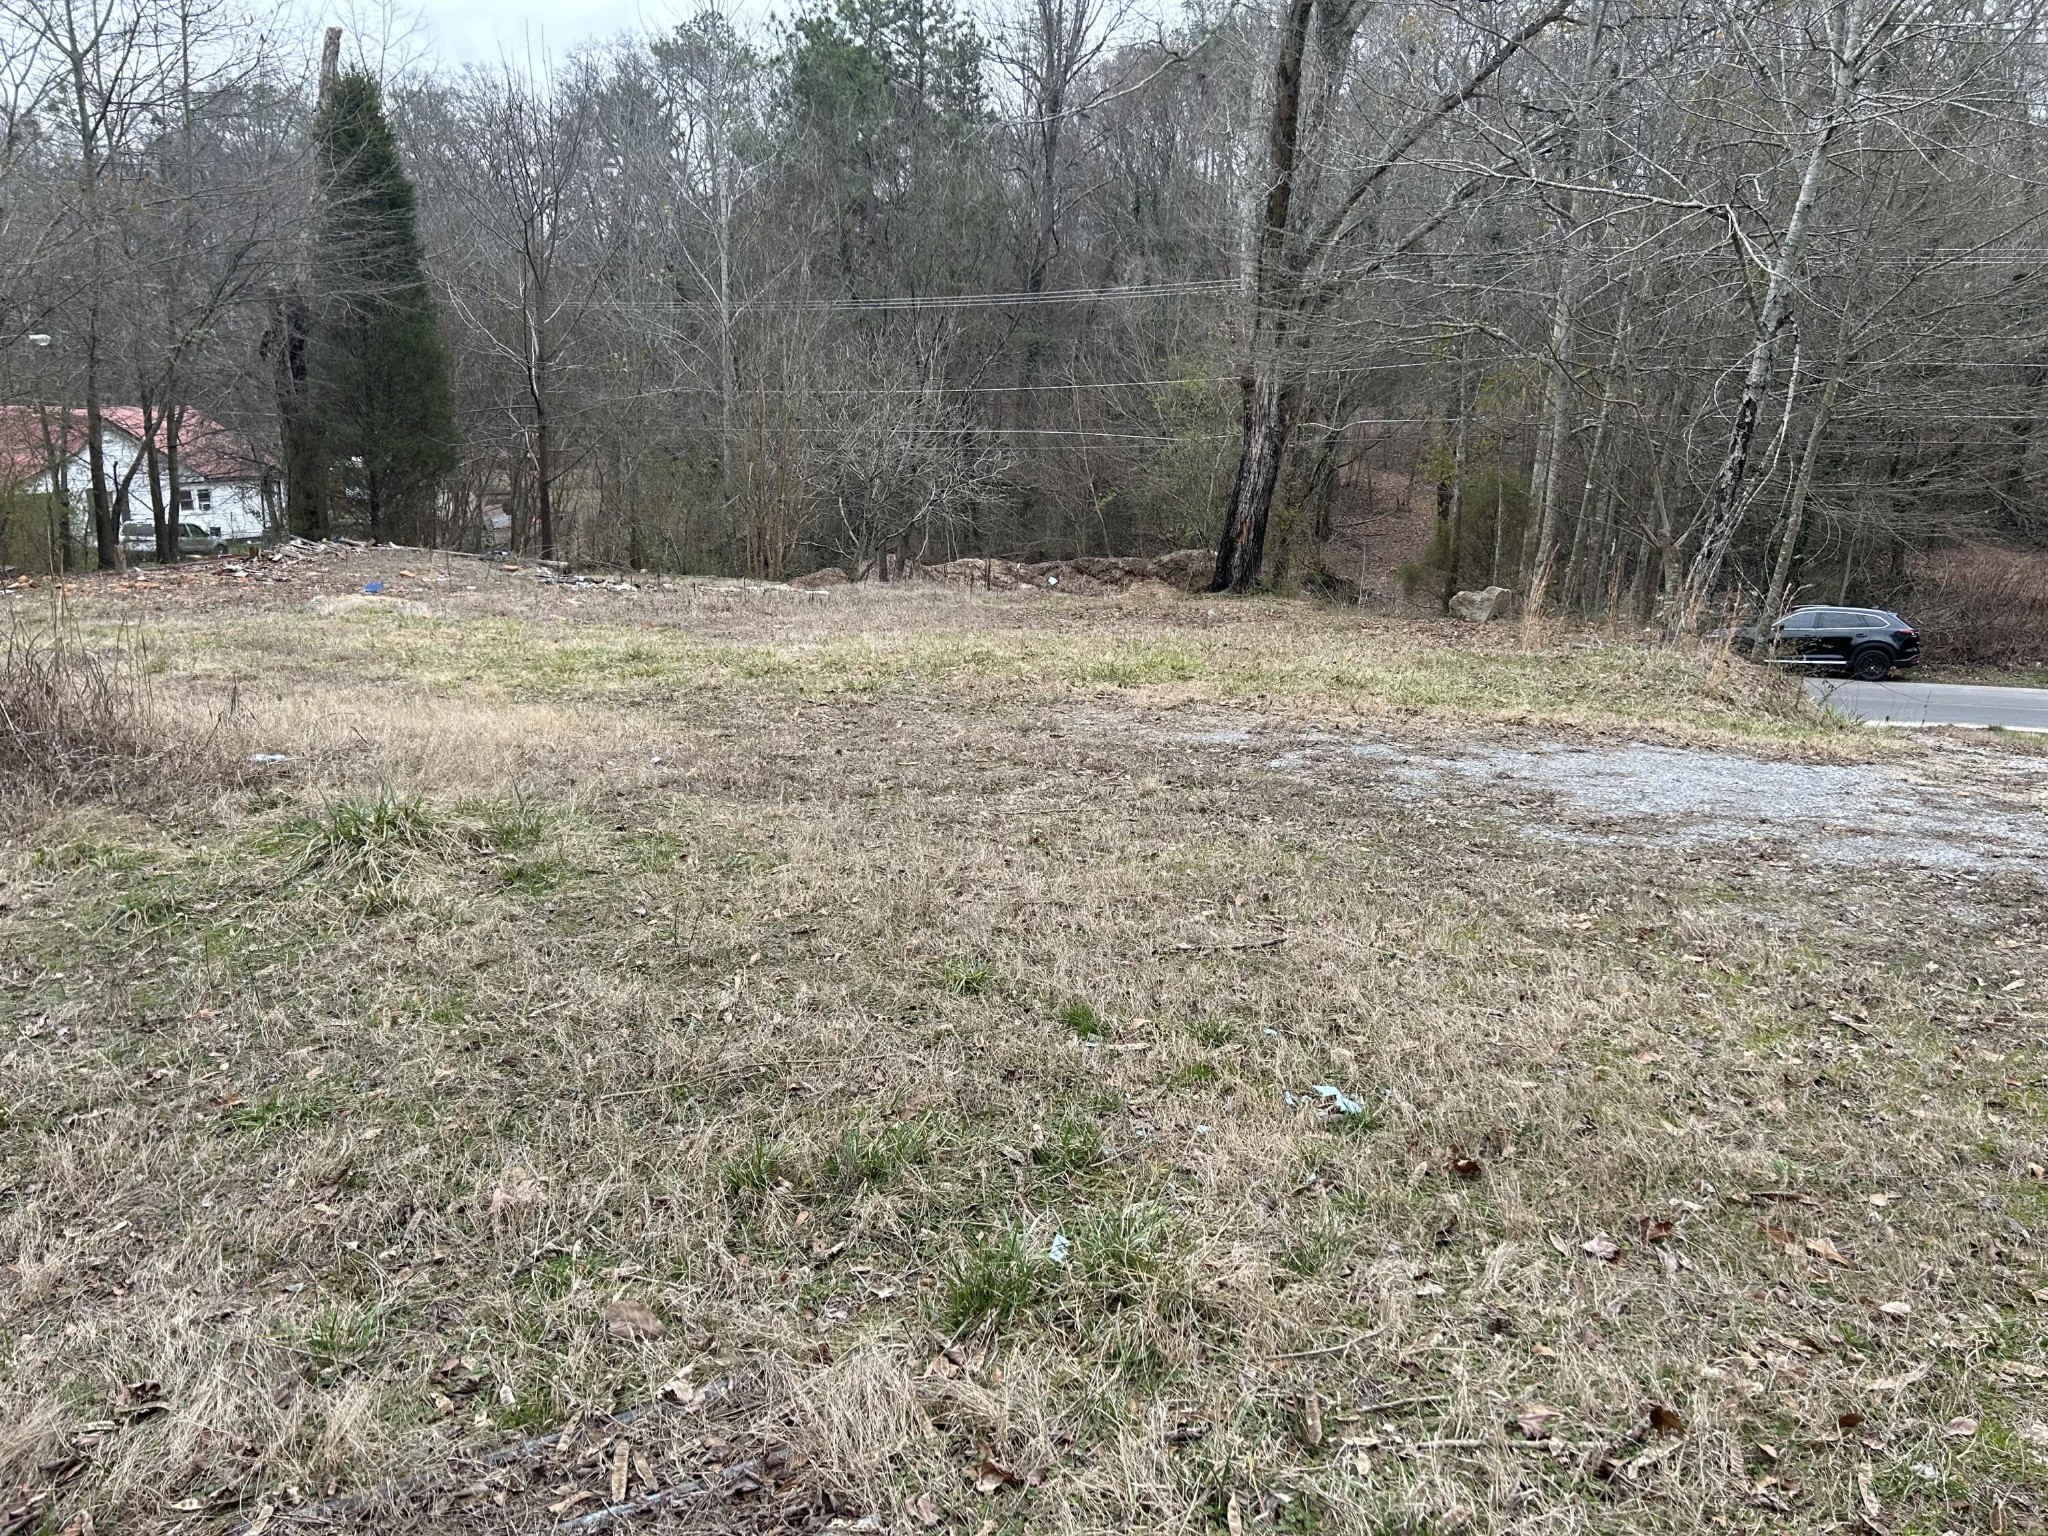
[{"x1": 1849, "y1": 646, "x2": 1892, "y2": 681}]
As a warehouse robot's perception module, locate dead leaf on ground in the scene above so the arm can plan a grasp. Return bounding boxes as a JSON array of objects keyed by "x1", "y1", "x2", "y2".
[
  {"x1": 600, "y1": 1298, "x2": 665, "y2": 1341},
  {"x1": 488, "y1": 1167, "x2": 547, "y2": 1231},
  {"x1": 1837, "y1": 1411, "x2": 1865, "y2": 1431},
  {"x1": 973, "y1": 1455, "x2": 1021, "y2": 1496},
  {"x1": 1857, "y1": 1463, "x2": 1881, "y2": 1520},
  {"x1": 1513, "y1": 1402, "x2": 1562, "y2": 1439},
  {"x1": 1865, "y1": 1362, "x2": 1929, "y2": 1392},
  {"x1": 1226, "y1": 1490, "x2": 1245, "y2": 1536},
  {"x1": 112, "y1": 1379, "x2": 166, "y2": 1423},
  {"x1": 1299, "y1": 1392, "x2": 1323, "y2": 1448},
  {"x1": 1638, "y1": 1217, "x2": 1676, "y2": 1245},
  {"x1": 1649, "y1": 1403, "x2": 1686, "y2": 1436},
  {"x1": 1449, "y1": 1155, "x2": 1483, "y2": 1181},
  {"x1": 1803, "y1": 1235, "x2": 1852, "y2": 1267},
  {"x1": 1581, "y1": 1234, "x2": 1621, "y2": 1262},
  {"x1": 908, "y1": 1491, "x2": 941, "y2": 1527},
  {"x1": 1945, "y1": 1415, "x2": 1978, "y2": 1438}
]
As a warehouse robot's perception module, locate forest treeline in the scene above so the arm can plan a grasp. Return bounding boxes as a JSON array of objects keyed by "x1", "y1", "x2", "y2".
[{"x1": 4, "y1": 0, "x2": 2048, "y2": 628}]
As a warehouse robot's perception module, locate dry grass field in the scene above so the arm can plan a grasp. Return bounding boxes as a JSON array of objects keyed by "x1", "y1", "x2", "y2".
[{"x1": 3, "y1": 550, "x2": 2045, "y2": 1536}]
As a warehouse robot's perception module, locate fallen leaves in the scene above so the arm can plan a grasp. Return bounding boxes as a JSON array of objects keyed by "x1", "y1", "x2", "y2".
[
  {"x1": 1802, "y1": 1235, "x2": 1853, "y2": 1267},
  {"x1": 111, "y1": 1379, "x2": 166, "y2": 1425},
  {"x1": 599, "y1": 1298, "x2": 665, "y2": 1342},
  {"x1": 1864, "y1": 1362, "x2": 1929, "y2": 1392},
  {"x1": 908, "y1": 1491, "x2": 941, "y2": 1527},
  {"x1": 973, "y1": 1455, "x2": 1021, "y2": 1496},
  {"x1": 1648, "y1": 1403, "x2": 1686, "y2": 1437},
  {"x1": 1580, "y1": 1233, "x2": 1621, "y2": 1263},
  {"x1": 1512, "y1": 1402, "x2": 1561, "y2": 1440}
]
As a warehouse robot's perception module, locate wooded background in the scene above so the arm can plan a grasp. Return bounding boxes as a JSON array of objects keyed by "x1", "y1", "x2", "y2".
[{"x1": 3, "y1": 0, "x2": 2046, "y2": 645}]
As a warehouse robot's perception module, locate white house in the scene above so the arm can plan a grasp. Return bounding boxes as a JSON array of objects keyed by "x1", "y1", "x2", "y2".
[{"x1": 0, "y1": 405, "x2": 278, "y2": 553}]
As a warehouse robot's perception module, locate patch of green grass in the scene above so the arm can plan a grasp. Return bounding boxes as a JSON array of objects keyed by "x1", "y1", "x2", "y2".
[
  {"x1": 35, "y1": 838, "x2": 156, "y2": 873},
  {"x1": 268, "y1": 791, "x2": 453, "y2": 886},
  {"x1": 467, "y1": 791, "x2": 562, "y2": 852},
  {"x1": 824, "y1": 1115, "x2": 934, "y2": 1191},
  {"x1": 279, "y1": 1300, "x2": 389, "y2": 1377},
  {"x1": 1033, "y1": 1112, "x2": 1103, "y2": 1178},
  {"x1": 943, "y1": 1227, "x2": 1044, "y2": 1333},
  {"x1": 106, "y1": 878, "x2": 190, "y2": 932},
  {"x1": 222, "y1": 1090, "x2": 336, "y2": 1136},
  {"x1": 496, "y1": 853, "x2": 575, "y2": 896},
  {"x1": 935, "y1": 956, "x2": 997, "y2": 996},
  {"x1": 1076, "y1": 641, "x2": 1205, "y2": 687},
  {"x1": 1057, "y1": 1000, "x2": 1108, "y2": 1040},
  {"x1": 720, "y1": 1135, "x2": 789, "y2": 1199},
  {"x1": 1066, "y1": 1204, "x2": 1180, "y2": 1311},
  {"x1": 1186, "y1": 1016, "x2": 1236, "y2": 1048}
]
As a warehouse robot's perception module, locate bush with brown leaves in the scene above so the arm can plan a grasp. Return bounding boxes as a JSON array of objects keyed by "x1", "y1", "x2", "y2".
[{"x1": 1909, "y1": 542, "x2": 2048, "y2": 668}]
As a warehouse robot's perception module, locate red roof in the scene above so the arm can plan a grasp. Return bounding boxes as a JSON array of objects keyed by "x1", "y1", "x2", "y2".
[{"x1": 0, "y1": 405, "x2": 267, "y2": 489}]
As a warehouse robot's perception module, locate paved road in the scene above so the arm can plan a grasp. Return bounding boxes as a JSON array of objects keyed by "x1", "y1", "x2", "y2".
[{"x1": 1808, "y1": 678, "x2": 2048, "y2": 731}]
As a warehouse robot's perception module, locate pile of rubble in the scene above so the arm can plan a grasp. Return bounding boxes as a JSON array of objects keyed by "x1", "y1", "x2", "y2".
[{"x1": 790, "y1": 549, "x2": 1212, "y2": 595}]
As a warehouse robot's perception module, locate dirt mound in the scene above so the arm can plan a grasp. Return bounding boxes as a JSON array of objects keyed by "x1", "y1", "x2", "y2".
[{"x1": 790, "y1": 549, "x2": 1212, "y2": 594}]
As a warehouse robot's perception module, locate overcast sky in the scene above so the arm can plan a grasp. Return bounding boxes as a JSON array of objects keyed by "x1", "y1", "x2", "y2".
[{"x1": 388, "y1": 0, "x2": 771, "y2": 67}]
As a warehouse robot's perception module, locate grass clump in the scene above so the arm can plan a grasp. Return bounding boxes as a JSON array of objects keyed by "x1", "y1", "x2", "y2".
[
  {"x1": 943, "y1": 1228, "x2": 1044, "y2": 1333},
  {"x1": 268, "y1": 790, "x2": 453, "y2": 886},
  {"x1": 824, "y1": 1115, "x2": 934, "y2": 1191},
  {"x1": 1057, "y1": 1000, "x2": 1108, "y2": 1040},
  {"x1": 720, "y1": 1135, "x2": 789, "y2": 1200},
  {"x1": 935, "y1": 955, "x2": 997, "y2": 996},
  {"x1": 1032, "y1": 1112, "x2": 1104, "y2": 1178}
]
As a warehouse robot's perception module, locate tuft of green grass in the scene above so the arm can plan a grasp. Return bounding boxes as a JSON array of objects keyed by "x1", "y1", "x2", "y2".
[
  {"x1": 1186, "y1": 1016, "x2": 1236, "y2": 1048},
  {"x1": 268, "y1": 790, "x2": 452, "y2": 886},
  {"x1": 1057, "y1": 1000, "x2": 1107, "y2": 1040},
  {"x1": 222, "y1": 1090, "x2": 336, "y2": 1136},
  {"x1": 935, "y1": 955, "x2": 997, "y2": 996},
  {"x1": 279, "y1": 1301, "x2": 390, "y2": 1378},
  {"x1": 1066, "y1": 1204, "x2": 1179, "y2": 1311},
  {"x1": 720, "y1": 1135, "x2": 789, "y2": 1199},
  {"x1": 468, "y1": 791, "x2": 562, "y2": 852},
  {"x1": 824, "y1": 1115, "x2": 934, "y2": 1191},
  {"x1": 1032, "y1": 1111, "x2": 1103, "y2": 1178},
  {"x1": 943, "y1": 1228, "x2": 1044, "y2": 1333}
]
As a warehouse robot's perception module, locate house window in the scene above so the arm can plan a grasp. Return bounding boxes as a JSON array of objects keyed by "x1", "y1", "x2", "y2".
[{"x1": 178, "y1": 487, "x2": 213, "y2": 513}]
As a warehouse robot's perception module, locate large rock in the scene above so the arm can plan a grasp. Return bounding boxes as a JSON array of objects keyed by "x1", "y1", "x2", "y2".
[{"x1": 1447, "y1": 585, "x2": 1511, "y2": 622}]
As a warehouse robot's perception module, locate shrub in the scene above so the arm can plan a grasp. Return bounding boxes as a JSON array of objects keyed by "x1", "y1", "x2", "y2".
[
  {"x1": 1909, "y1": 543, "x2": 2048, "y2": 668},
  {"x1": 0, "y1": 614, "x2": 167, "y2": 817}
]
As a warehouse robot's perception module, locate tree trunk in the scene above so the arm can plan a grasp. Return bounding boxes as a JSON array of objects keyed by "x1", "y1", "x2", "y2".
[
  {"x1": 1209, "y1": 0, "x2": 1313, "y2": 593},
  {"x1": 1213, "y1": 372, "x2": 1295, "y2": 592},
  {"x1": 1677, "y1": 0, "x2": 1870, "y2": 627},
  {"x1": 83, "y1": 331, "x2": 117, "y2": 570},
  {"x1": 166, "y1": 408, "x2": 184, "y2": 562},
  {"x1": 144, "y1": 427, "x2": 168, "y2": 565},
  {"x1": 1441, "y1": 364, "x2": 1471, "y2": 605}
]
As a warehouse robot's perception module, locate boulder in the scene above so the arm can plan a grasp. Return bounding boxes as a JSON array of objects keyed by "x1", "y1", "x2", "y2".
[{"x1": 1447, "y1": 585, "x2": 1511, "y2": 622}]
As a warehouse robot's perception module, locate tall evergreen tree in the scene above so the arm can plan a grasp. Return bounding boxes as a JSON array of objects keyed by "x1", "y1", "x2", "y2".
[{"x1": 310, "y1": 69, "x2": 457, "y2": 541}]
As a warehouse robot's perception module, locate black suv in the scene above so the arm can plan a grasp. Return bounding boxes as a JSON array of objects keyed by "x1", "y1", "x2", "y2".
[{"x1": 1740, "y1": 605, "x2": 1922, "y2": 680}]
